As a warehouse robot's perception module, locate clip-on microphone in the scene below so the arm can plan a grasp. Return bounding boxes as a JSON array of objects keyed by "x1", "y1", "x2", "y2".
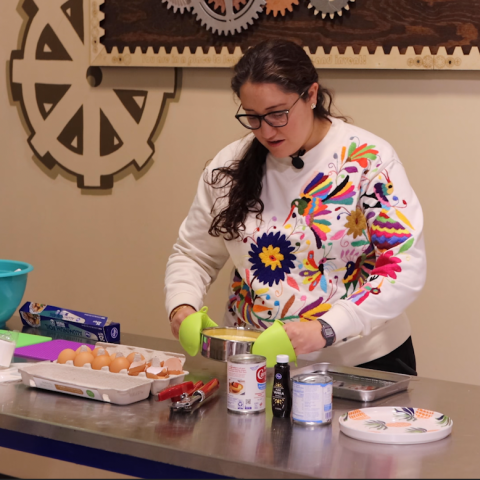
[{"x1": 290, "y1": 149, "x2": 306, "y2": 169}]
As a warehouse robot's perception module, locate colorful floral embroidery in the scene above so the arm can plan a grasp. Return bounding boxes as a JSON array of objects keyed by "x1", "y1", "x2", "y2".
[
  {"x1": 371, "y1": 251, "x2": 402, "y2": 279},
  {"x1": 349, "y1": 280, "x2": 382, "y2": 306},
  {"x1": 299, "y1": 249, "x2": 334, "y2": 293},
  {"x1": 298, "y1": 296, "x2": 332, "y2": 321},
  {"x1": 228, "y1": 270, "x2": 272, "y2": 329},
  {"x1": 346, "y1": 142, "x2": 379, "y2": 168},
  {"x1": 248, "y1": 231, "x2": 296, "y2": 287},
  {"x1": 343, "y1": 207, "x2": 367, "y2": 239},
  {"x1": 285, "y1": 171, "x2": 356, "y2": 248},
  {"x1": 361, "y1": 169, "x2": 415, "y2": 251},
  {"x1": 370, "y1": 211, "x2": 412, "y2": 251},
  {"x1": 228, "y1": 136, "x2": 417, "y2": 327},
  {"x1": 340, "y1": 244, "x2": 376, "y2": 298}
]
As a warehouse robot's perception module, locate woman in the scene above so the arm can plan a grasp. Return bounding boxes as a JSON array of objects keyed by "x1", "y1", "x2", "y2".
[{"x1": 165, "y1": 39, "x2": 426, "y2": 375}]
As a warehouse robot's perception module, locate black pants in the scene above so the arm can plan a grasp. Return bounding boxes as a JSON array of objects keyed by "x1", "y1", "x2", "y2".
[{"x1": 356, "y1": 337, "x2": 417, "y2": 376}]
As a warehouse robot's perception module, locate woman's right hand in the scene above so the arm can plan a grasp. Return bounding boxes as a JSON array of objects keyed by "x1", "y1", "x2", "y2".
[{"x1": 170, "y1": 305, "x2": 197, "y2": 339}]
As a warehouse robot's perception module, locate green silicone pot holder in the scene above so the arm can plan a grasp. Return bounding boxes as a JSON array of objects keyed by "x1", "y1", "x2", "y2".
[
  {"x1": 179, "y1": 306, "x2": 218, "y2": 356},
  {"x1": 252, "y1": 319, "x2": 297, "y2": 368}
]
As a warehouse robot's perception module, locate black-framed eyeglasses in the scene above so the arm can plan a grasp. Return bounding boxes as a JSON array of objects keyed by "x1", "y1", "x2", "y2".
[{"x1": 235, "y1": 91, "x2": 306, "y2": 130}]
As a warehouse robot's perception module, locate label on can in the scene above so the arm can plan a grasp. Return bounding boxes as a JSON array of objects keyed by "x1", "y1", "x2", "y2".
[
  {"x1": 227, "y1": 354, "x2": 266, "y2": 413},
  {"x1": 292, "y1": 374, "x2": 332, "y2": 424}
]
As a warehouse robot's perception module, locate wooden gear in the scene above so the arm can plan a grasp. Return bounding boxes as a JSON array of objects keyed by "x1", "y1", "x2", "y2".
[
  {"x1": 90, "y1": 0, "x2": 480, "y2": 70},
  {"x1": 265, "y1": 0, "x2": 300, "y2": 17}
]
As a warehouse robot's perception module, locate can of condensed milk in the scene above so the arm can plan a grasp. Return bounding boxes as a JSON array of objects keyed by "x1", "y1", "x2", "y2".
[
  {"x1": 292, "y1": 373, "x2": 333, "y2": 425},
  {"x1": 227, "y1": 354, "x2": 266, "y2": 414}
]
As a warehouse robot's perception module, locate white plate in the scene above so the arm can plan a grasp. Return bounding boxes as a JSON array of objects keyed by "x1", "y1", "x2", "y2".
[{"x1": 339, "y1": 407, "x2": 453, "y2": 444}]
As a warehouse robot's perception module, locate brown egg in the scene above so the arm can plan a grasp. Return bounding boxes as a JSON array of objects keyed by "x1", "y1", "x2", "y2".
[
  {"x1": 57, "y1": 349, "x2": 77, "y2": 364},
  {"x1": 110, "y1": 351, "x2": 128, "y2": 362},
  {"x1": 126, "y1": 352, "x2": 145, "y2": 364},
  {"x1": 92, "y1": 347, "x2": 109, "y2": 358},
  {"x1": 74, "y1": 351, "x2": 95, "y2": 367},
  {"x1": 76, "y1": 345, "x2": 92, "y2": 354},
  {"x1": 92, "y1": 354, "x2": 112, "y2": 370},
  {"x1": 109, "y1": 356, "x2": 130, "y2": 373}
]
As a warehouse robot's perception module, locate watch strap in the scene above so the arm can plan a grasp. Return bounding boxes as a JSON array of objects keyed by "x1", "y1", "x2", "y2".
[{"x1": 317, "y1": 319, "x2": 336, "y2": 347}]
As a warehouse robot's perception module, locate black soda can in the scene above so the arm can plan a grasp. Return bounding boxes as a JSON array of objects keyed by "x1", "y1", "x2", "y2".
[{"x1": 272, "y1": 354, "x2": 292, "y2": 418}]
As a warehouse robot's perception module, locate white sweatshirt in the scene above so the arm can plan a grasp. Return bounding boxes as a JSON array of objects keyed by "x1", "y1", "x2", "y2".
[{"x1": 165, "y1": 117, "x2": 426, "y2": 366}]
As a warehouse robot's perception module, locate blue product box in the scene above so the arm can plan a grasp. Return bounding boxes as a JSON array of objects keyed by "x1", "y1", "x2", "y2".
[{"x1": 19, "y1": 302, "x2": 120, "y2": 343}]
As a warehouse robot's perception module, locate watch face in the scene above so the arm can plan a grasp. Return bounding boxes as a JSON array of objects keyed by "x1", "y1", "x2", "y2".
[{"x1": 325, "y1": 327, "x2": 334, "y2": 337}]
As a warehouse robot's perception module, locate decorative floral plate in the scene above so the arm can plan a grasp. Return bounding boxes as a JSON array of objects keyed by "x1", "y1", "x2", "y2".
[{"x1": 339, "y1": 407, "x2": 453, "y2": 444}]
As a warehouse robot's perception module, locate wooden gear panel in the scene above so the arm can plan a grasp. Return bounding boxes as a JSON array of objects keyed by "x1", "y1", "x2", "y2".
[{"x1": 90, "y1": 0, "x2": 480, "y2": 69}]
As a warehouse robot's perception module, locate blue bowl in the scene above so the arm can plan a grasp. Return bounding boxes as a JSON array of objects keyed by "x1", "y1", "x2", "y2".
[{"x1": 0, "y1": 260, "x2": 34, "y2": 329}]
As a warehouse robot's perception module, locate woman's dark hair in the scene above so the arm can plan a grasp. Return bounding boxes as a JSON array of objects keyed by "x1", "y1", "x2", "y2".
[{"x1": 208, "y1": 39, "x2": 342, "y2": 240}]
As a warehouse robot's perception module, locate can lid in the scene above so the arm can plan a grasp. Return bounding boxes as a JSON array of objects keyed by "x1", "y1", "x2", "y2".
[
  {"x1": 292, "y1": 373, "x2": 332, "y2": 384},
  {"x1": 276, "y1": 354, "x2": 289, "y2": 364}
]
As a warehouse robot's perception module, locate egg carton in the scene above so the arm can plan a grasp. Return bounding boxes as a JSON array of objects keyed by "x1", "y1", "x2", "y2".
[
  {"x1": 93, "y1": 342, "x2": 188, "y2": 395},
  {"x1": 50, "y1": 342, "x2": 187, "y2": 396},
  {"x1": 18, "y1": 342, "x2": 189, "y2": 403},
  {"x1": 18, "y1": 362, "x2": 152, "y2": 405}
]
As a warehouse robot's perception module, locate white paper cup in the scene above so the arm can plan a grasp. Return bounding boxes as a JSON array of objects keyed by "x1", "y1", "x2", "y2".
[{"x1": 0, "y1": 336, "x2": 16, "y2": 368}]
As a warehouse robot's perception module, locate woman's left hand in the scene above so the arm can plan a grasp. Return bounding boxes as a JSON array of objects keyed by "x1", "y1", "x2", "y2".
[{"x1": 284, "y1": 321, "x2": 326, "y2": 355}]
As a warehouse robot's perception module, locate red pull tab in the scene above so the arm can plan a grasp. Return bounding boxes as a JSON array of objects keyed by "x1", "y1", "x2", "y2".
[{"x1": 158, "y1": 381, "x2": 194, "y2": 401}]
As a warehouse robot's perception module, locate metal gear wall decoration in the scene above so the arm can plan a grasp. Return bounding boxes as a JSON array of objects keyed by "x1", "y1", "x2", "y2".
[
  {"x1": 308, "y1": 0, "x2": 354, "y2": 19},
  {"x1": 10, "y1": 0, "x2": 176, "y2": 189},
  {"x1": 88, "y1": 0, "x2": 478, "y2": 70},
  {"x1": 265, "y1": 0, "x2": 299, "y2": 17},
  {"x1": 206, "y1": 0, "x2": 247, "y2": 14},
  {"x1": 191, "y1": 0, "x2": 266, "y2": 36},
  {"x1": 161, "y1": 0, "x2": 193, "y2": 14}
]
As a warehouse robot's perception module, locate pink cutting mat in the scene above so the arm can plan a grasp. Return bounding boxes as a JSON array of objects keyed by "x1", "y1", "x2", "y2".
[{"x1": 14, "y1": 340, "x2": 94, "y2": 361}]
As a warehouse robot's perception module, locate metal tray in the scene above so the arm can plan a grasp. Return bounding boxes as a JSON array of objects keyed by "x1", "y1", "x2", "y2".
[{"x1": 290, "y1": 362, "x2": 411, "y2": 402}]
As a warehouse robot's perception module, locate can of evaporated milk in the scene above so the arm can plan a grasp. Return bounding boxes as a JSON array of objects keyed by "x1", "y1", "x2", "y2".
[
  {"x1": 292, "y1": 373, "x2": 333, "y2": 425},
  {"x1": 227, "y1": 354, "x2": 266, "y2": 414}
]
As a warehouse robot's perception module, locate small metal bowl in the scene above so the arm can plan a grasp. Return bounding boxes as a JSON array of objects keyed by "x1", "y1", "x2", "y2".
[{"x1": 200, "y1": 327, "x2": 261, "y2": 362}]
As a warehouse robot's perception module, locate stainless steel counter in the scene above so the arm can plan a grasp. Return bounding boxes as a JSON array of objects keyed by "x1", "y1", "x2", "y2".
[{"x1": 0, "y1": 330, "x2": 478, "y2": 479}]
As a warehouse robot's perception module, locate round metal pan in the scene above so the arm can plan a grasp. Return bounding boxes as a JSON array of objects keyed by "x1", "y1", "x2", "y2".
[{"x1": 200, "y1": 327, "x2": 261, "y2": 362}]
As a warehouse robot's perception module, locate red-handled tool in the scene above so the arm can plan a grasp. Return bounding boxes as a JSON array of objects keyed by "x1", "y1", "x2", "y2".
[
  {"x1": 187, "y1": 380, "x2": 204, "y2": 395},
  {"x1": 158, "y1": 381, "x2": 193, "y2": 402},
  {"x1": 158, "y1": 380, "x2": 204, "y2": 402},
  {"x1": 171, "y1": 378, "x2": 220, "y2": 413}
]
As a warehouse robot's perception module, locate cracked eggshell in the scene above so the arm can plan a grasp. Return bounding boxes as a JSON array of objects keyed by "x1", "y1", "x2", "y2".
[{"x1": 128, "y1": 354, "x2": 146, "y2": 376}]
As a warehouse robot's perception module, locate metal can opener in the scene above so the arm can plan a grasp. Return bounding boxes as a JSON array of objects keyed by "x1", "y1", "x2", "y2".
[
  {"x1": 170, "y1": 378, "x2": 220, "y2": 413},
  {"x1": 158, "y1": 380, "x2": 204, "y2": 403}
]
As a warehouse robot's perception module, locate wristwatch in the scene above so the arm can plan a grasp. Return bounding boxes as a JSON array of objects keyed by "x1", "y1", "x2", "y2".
[{"x1": 317, "y1": 319, "x2": 336, "y2": 347}]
